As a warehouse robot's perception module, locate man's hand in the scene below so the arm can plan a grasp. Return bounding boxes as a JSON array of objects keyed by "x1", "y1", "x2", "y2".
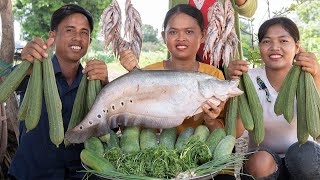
[
  {"x1": 83, "y1": 59, "x2": 109, "y2": 86},
  {"x1": 21, "y1": 37, "x2": 55, "y2": 63},
  {"x1": 227, "y1": 60, "x2": 249, "y2": 80},
  {"x1": 119, "y1": 49, "x2": 139, "y2": 71}
]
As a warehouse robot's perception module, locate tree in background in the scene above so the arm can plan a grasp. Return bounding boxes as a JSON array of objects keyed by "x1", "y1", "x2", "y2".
[
  {"x1": 143, "y1": 24, "x2": 159, "y2": 43},
  {"x1": 240, "y1": 18, "x2": 261, "y2": 67},
  {"x1": 14, "y1": 0, "x2": 111, "y2": 40},
  {"x1": 296, "y1": 1, "x2": 320, "y2": 57},
  {"x1": 0, "y1": 0, "x2": 19, "y2": 179},
  {"x1": 141, "y1": 24, "x2": 164, "y2": 52}
]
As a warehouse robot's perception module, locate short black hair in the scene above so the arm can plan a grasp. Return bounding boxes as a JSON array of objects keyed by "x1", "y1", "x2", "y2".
[
  {"x1": 163, "y1": 4, "x2": 204, "y2": 32},
  {"x1": 258, "y1": 17, "x2": 300, "y2": 43},
  {"x1": 50, "y1": 4, "x2": 94, "y2": 33}
]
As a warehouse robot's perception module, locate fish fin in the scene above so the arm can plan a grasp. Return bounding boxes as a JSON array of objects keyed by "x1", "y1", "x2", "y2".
[
  {"x1": 192, "y1": 97, "x2": 222, "y2": 120},
  {"x1": 112, "y1": 113, "x2": 185, "y2": 129},
  {"x1": 198, "y1": 79, "x2": 215, "y2": 98},
  {"x1": 132, "y1": 66, "x2": 142, "y2": 72},
  {"x1": 193, "y1": 107, "x2": 203, "y2": 116},
  {"x1": 193, "y1": 113, "x2": 203, "y2": 121}
]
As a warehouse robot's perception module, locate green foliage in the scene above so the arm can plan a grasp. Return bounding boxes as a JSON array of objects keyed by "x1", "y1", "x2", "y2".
[
  {"x1": 265, "y1": 0, "x2": 319, "y2": 58},
  {"x1": 89, "y1": 38, "x2": 106, "y2": 52},
  {"x1": 242, "y1": 43, "x2": 262, "y2": 67},
  {"x1": 141, "y1": 24, "x2": 164, "y2": 53},
  {"x1": 104, "y1": 48, "x2": 167, "y2": 81},
  {"x1": 14, "y1": 0, "x2": 111, "y2": 40},
  {"x1": 142, "y1": 24, "x2": 159, "y2": 43},
  {"x1": 86, "y1": 50, "x2": 116, "y2": 64},
  {"x1": 169, "y1": 0, "x2": 188, "y2": 8},
  {"x1": 103, "y1": 136, "x2": 213, "y2": 179},
  {"x1": 82, "y1": 52, "x2": 112, "y2": 65},
  {"x1": 81, "y1": 45, "x2": 167, "y2": 75},
  {"x1": 296, "y1": 1, "x2": 320, "y2": 23},
  {"x1": 141, "y1": 42, "x2": 166, "y2": 52},
  {"x1": 240, "y1": 19, "x2": 253, "y2": 54},
  {"x1": 139, "y1": 49, "x2": 167, "y2": 68},
  {"x1": 240, "y1": 18, "x2": 262, "y2": 67},
  {"x1": 296, "y1": 1, "x2": 320, "y2": 58}
]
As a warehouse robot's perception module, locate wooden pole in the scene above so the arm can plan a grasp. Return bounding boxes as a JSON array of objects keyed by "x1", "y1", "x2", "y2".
[{"x1": 0, "y1": 0, "x2": 19, "y2": 178}]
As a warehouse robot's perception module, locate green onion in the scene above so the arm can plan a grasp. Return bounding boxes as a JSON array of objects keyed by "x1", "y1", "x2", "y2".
[{"x1": 81, "y1": 136, "x2": 252, "y2": 179}]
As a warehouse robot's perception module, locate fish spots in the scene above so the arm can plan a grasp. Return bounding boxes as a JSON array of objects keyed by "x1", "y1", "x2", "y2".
[
  {"x1": 89, "y1": 121, "x2": 93, "y2": 125},
  {"x1": 79, "y1": 126, "x2": 83, "y2": 130},
  {"x1": 108, "y1": 100, "x2": 129, "y2": 115},
  {"x1": 110, "y1": 104, "x2": 116, "y2": 111},
  {"x1": 97, "y1": 114, "x2": 101, "y2": 118}
]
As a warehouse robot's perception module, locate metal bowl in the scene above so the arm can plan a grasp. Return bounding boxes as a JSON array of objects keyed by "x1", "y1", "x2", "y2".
[{"x1": 82, "y1": 163, "x2": 218, "y2": 180}]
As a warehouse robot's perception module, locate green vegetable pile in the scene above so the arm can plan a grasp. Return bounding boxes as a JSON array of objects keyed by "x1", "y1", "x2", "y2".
[
  {"x1": 105, "y1": 136, "x2": 211, "y2": 178},
  {"x1": 81, "y1": 125, "x2": 246, "y2": 180}
]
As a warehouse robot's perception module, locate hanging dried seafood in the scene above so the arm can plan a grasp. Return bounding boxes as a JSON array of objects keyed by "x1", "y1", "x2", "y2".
[
  {"x1": 100, "y1": 0, "x2": 122, "y2": 57},
  {"x1": 100, "y1": 0, "x2": 142, "y2": 61},
  {"x1": 123, "y1": 0, "x2": 142, "y2": 60},
  {"x1": 203, "y1": 0, "x2": 238, "y2": 67}
]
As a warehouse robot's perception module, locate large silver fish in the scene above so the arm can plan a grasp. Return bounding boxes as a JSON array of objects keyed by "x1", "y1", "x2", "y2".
[{"x1": 65, "y1": 69, "x2": 242, "y2": 143}]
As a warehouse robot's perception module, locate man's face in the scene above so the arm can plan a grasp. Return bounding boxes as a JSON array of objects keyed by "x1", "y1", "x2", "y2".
[{"x1": 50, "y1": 13, "x2": 91, "y2": 63}]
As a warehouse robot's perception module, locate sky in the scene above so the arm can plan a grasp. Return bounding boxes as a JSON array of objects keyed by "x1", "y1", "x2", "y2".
[
  {"x1": 251, "y1": 0, "x2": 295, "y2": 32},
  {"x1": 12, "y1": 0, "x2": 295, "y2": 44},
  {"x1": 117, "y1": 0, "x2": 169, "y2": 37}
]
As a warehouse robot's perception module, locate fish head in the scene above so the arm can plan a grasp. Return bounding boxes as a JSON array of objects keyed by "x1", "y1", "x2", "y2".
[
  {"x1": 220, "y1": 79, "x2": 243, "y2": 98},
  {"x1": 65, "y1": 107, "x2": 110, "y2": 144},
  {"x1": 198, "y1": 78, "x2": 243, "y2": 102}
]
